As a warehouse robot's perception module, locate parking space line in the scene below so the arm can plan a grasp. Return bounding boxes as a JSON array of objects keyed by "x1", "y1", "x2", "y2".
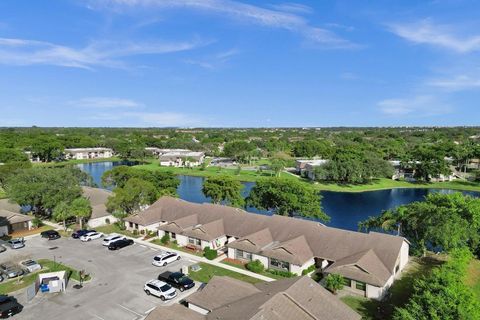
[
  {"x1": 149, "y1": 247, "x2": 157, "y2": 251},
  {"x1": 139, "y1": 245, "x2": 147, "y2": 248},
  {"x1": 144, "y1": 307, "x2": 156, "y2": 315},
  {"x1": 91, "y1": 314, "x2": 107, "y2": 320},
  {"x1": 117, "y1": 304, "x2": 144, "y2": 317}
]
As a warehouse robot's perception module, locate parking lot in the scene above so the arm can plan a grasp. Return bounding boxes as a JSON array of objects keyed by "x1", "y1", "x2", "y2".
[{"x1": 0, "y1": 235, "x2": 200, "y2": 320}]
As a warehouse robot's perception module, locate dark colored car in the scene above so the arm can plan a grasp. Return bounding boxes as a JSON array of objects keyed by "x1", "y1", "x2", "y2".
[
  {"x1": 71, "y1": 229, "x2": 95, "y2": 239},
  {"x1": 0, "y1": 295, "x2": 22, "y2": 318},
  {"x1": 40, "y1": 230, "x2": 61, "y2": 240},
  {"x1": 107, "y1": 238, "x2": 134, "y2": 250},
  {"x1": 157, "y1": 271, "x2": 195, "y2": 292}
]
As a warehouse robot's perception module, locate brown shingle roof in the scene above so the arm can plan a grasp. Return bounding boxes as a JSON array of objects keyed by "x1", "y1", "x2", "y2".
[
  {"x1": 228, "y1": 228, "x2": 274, "y2": 253},
  {"x1": 324, "y1": 249, "x2": 393, "y2": 287},
  {"x1": 261, "y1": 235, "x2": 314, "y2": 265},
  {"x1": 186, "y1": 276, "x2": 261, "y2": 311},
  {"x1": 125, "y1": 196, "x2": 406, "y2": 285},
  {"x1": 0, "y1": 199, "x2": 21, "y2": 214},
  {"x1": 185, "y1": 276, "x2": 361, "y2": 320},
  {"x1": 82, "y1": 187, "x2": 112, "y2": 219},
  {"x1": 0, "y1": 209, "x2": 33, "y2": 226},
  {"x1": 145, "y1": 304, "x2": 204, "y2": 320}
]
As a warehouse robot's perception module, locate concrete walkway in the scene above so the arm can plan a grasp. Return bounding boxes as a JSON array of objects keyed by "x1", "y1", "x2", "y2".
[{"x1": 139, "y1": 238, "x2": 275, "y2": 282}]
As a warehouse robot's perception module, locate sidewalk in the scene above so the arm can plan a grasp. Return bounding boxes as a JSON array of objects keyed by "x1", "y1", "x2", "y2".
[{"x1": 137, "y1": 238, "x2": 275, "y2": 282}]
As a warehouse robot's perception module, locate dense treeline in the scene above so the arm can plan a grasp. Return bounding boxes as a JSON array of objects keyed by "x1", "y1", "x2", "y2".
[{"x1": 393, "y1": 248, "x2": 480, "y2": 320}]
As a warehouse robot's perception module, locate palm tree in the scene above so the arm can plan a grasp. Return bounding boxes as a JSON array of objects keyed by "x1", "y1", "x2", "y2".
[
  {"x1": 70, "y1": 197, "x2": 92, "y2": 229},
  {"x1": 52, "y1": 201, "x2": 73, "y2": 231}
]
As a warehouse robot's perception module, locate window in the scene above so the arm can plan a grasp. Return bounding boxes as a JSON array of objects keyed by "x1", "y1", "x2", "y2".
[
  {"x1": 235, "y1": 249, "x2": 252, "y2": 261},
  {"x1": 355, "y1": 281, "x2": 366, "y2": 291},
  {"x1": 171, "y1": 232, "x2": 176, "y2": 239},
  {"x1": 342, "y1": 278, "x2": 351, "y2": 287},
  {"x1": 135, "y1": 224, "x2": 139, "y2": 230},
  {"x1": 188, "y1": 237, "x2": 201, "y2": 246},
  {"x1": 129, "y1": 222, "x2": 133, "y2": 228},
  {"x1": 395, "y1": 264, "x2": 400, "y2": 274},
  {"x1": 269, "y1": 258, "x2": 290, "y2": 270}
]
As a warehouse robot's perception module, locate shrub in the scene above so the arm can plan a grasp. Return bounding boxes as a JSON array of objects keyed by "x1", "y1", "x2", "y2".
[
  {"x1": 203, "y1": 246, "x2": 218, "y2": 260},
  {"x1": 246, "y1": 260, "x2": 264, "y2": 273},
  {"x1": 266, "y1": 269, "x2": 296, "y2": 278},
  {"x1": 325, "y1": 274, "x2": 344, "y2": 294},
  {"x1": 132, "y1": 229, "x2": 138, "y2": 236},
  {"x1": 160, "y1": 234, "x2": 170, "y2": 244},
  {"x1": 301, "y1": 264, "x2": 316, "y2": 275},
  {"x1": 105, "y1": 218, "x2": 110, "y2": 225},
  {"x1": 32, "y1": 217, "x2": 43, "y2": 228}
]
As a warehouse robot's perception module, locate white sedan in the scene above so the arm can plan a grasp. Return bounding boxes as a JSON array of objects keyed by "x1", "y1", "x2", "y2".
[
  {"x1": 21, "y1": 259, "x2": 42, "y2": 273},
  {"x1": 80, "y1": 231, "x2": 104, "y2": 242}
]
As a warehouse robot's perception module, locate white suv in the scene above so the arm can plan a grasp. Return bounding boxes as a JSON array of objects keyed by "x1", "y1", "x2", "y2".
[
  {"x1": 144, "y1": 280, "x2": 177, "y2": 301},
  {"x1": 80, "y1": 231, "x2": 104, "y2": 242},
  {"x1": 102, "y1": 234, "x2": 126, "y2": 246},
  {"x1": 152, "y1": 252, "x2": 180, "y2": 267}
]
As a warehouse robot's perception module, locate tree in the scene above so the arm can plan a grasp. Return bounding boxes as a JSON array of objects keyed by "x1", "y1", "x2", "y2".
[
  {"x1": 325, "y1": 274, "x2": 344, "y2": 294},
  {"x1": 30, "y1": 136, "x2": 64, "y2": 162},
  {"x1": 52, "y1": 201, "x2": 74, "y2": 231},
  {"x1": 70, "y1": 197, "x2": 92, "y2": 229},
  {"x1": 202, "y1": 176, "x2": 244, "y2": 207},
  {"x1": 359, "y1": 193, "x2": 480, "y2": 256},
  {"x1": 223, "y1": 141, "x2": 255, "y2": 163},
  {"x1": 269, "y1": 158, "x2": 285, "y2": 177},
  {"x1": 292, "y1": 140, "x2": 333, "y2": 158},
  {"x1": 5, "y1": 167, "x2": 83, "y2": 216},
  {"x1": 106, "y1": 178, "x2": 159, "y2": 215},
  {"x1": 410, "y1": 145, "x2": 450, "y2": 181},
  {"x1": 0, "y1": 161, "x2": 31, "y2": 188},
  {"x1": 0, "y1": 148, "x2": 28, "y2": 163},
  {"x1": 246, "y1": 178, "x2": 329, "y2": 222}
]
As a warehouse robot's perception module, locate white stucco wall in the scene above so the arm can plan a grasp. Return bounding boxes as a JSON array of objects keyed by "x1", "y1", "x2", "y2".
[
  {"x1": 366, "y1": 275, "x2": 395, "y2": 300},
  {"x1": 0, "y1": 225, "x2": 9, "y2": 237},
  {"x1": 290, "y1": 258, "x2": 315, "y2": 275},
  {"x1": 88, "y1": 215, "x2": 118, "y2": 228},
  {"x1": 252, "y1": 254, "x2": 269, "y2": 267},
  {"x1": 227, "y1": 247, "x2": 235, "y2": 259},
  {"x1": 176, "y1": 234, "x2": 189, "y2": 246},
  {"x1": 188, "y1": 303, "x2": 209, "y2": 315},
  {"x1": 398, "y1": 240, "x2": 409, "y2": 272}
]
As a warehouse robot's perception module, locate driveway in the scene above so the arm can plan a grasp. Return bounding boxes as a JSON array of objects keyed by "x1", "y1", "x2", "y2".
[{"x1": 0, "y1": 235, "x2": 199, "y2": 320}]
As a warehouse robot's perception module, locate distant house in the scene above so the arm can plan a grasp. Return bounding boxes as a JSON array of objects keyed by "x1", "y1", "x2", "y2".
[
  {"x1": 146, "y1": 148, "x2": 205, "y2": 167},
  {"x1": 83, "y1": 187, "x2": 117, "y2": 228},
  {"x1": 125, "y1": 197, "x2": 409, "y2": 299},
  {"x1": 389, "y1": 160, "x2": 457, "y2": 182},
  {"x1": 295, "y1": 159, "x2": 328, "y2": 180},
  {"x1": 0, "y1": 199, "x2": 33, "y2": 236},
  {"x1": 145, "y1": 276, "x2": 361, "y2": 320},
  {"x1": 64, "y1": 148, "x2": 113, "y2": 160}
]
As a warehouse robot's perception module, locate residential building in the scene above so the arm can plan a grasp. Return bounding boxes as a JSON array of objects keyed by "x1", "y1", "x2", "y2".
[
  {"x1": 64, "y1": 147, "x2": 113, "y2": 160},
  {"x1": 83, "y1": 187, "x2": 117, "y2": 228},
  {"x1": 145, "y1": 147, "x2": 205, "y2": 167},
  {"x1": 0, "y1": 199, "x2": 33, "y2": 236},
  {"x1": 295, "y1": 159, "x2": 328, "y2": 180},
  {"x1": 124, "y1": 197, "x2": 409, "y2": 299},
  {"x1": 146, "y1": 276, "x2": 361, "y2": 320}
]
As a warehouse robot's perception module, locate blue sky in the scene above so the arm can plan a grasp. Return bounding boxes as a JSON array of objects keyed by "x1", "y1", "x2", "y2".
[{"x1": 0, "y1": 0, "x2": 479, "y2": 127}]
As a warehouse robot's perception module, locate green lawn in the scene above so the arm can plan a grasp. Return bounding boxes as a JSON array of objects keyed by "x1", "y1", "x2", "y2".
[
  {"x1": 466, "y1": 259, "x2": 480, "y2": 300},
  {"x1": 95, "y1": 224, "x2": 142, "y2": 238},
  {"x1": 0, "y1": 259, "x2": 90, "y2": 294},
  {"x1": 189, "y1": 262, "x2": 263, "y2": 284},
  {"x1": 150, "y1": 239, "x2": 204, "y2": 257},
  {"x1": 313, "y1": 178, "x2": 480, "y2": 193},
  {"x1": 220, "y1": 260, "x2": 284, "y2": 280},
  {"x1": 340, "y1": 255, "x2": 445, "y2": 320},
  {"x1": 135, "y1": 163, "x2": 303, "y2": 183}
]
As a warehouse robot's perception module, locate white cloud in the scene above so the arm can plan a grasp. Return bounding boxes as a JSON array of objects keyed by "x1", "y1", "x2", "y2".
[
  {"x1": 89, "y1": 0, "x2": 356, "y2": 48},
  {"x1": 125, "y1": 111, "x2": 206, "y2": 127},
  {"x1": 184, "y1": 48, "x2": 239, "y2": 69},
  {"x1": 427, "y1": 74, "x2": 480, "y2": 91},
  {"x1": 389, "y1": 19, "x2": 480, "y2": 53},
  {"x1": 269, "y1": 3, "x2": 313, "y2": 14},
  {"x1": 0, "y1": 37, "x2": 207, "y2": 69},
  {"x1": 378, "y1": 95, "x2": 452, "y2": 117},
  {"x1": 70, "y1": 97, "x2": 143, "y2": 108}
]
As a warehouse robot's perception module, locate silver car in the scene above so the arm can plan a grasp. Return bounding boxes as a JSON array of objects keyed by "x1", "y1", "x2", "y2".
[
  {"x1": 7, "y1": 238, "x2": 25, "y2": 249},
  {"x1": 20, "y1": 260, "x2": 42, "y2": 273},
  {"x1": 0, "y1": 263, "x2": 24, "y2": 279}
]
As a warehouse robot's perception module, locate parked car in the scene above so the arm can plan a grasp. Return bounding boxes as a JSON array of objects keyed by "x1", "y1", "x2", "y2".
[
  {"x1": 40, "y1": 230, "x2": 61, "y2": 240},
  {"x1": 0, "y1": 263, "x2": 24, "y2": 279},
  {"x1": 6, "y1": 239, "x2": 24, "y2": 250},
  {"x1": 80, "y1": 231, "x2": 103, "y2": 242},
  {"x1": 20, "y1": 260, "x2": 42, "y2": 273},
  {"x1": 108, "y1": 238, "x2": 134, "y2": 250},
  {"x1": 152, "y1": 252, "x2": 180, "y2": 267},
  {"x1": 0, "y1": 295, "x2": 22, "y2": 319},
  {"x1": 72, "y1": 229, "x2": 96, "y2": 239},
  {"x1": 143, "y1": 279, "x2": 177, "y2": 301},
  {"x1": 102, "y1": 234, "x2": 126, "y2": 246},
  {"x1": 157, "y1": 271, "x2": 195, "y2": 292}
]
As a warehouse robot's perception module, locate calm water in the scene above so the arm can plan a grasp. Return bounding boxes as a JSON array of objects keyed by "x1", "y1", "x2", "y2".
[{"x1": 78, "y1": 161, "x2": 480, "y2": 231}]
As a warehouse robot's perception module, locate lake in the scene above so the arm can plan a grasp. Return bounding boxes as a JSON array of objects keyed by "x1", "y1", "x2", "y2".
[{"x1": 78, "y1": 161, "x2": 480, "y2": 231}]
